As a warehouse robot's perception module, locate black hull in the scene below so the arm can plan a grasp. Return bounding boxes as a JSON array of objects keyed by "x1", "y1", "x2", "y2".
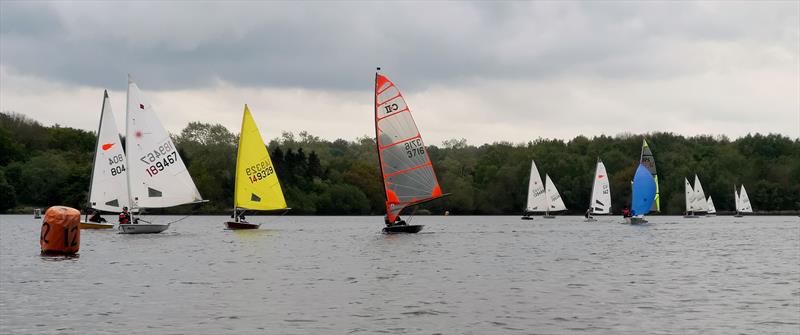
[
  {"x1": 383, "y1": 225, "x2": 424, "y2": 234},
  {"x1": 225, "y1": 221, "x2": 260, "y2": 229},
  {"x1": 520, "y1": 216, "x2": 533, "y2": 220}
]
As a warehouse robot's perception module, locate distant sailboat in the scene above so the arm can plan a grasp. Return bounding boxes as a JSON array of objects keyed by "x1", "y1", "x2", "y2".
[
  {"x1": 735, "y1": 184, "x2": 753, "y2": 217},
  {"x1": 121, "y1": 75, "x2": 206, "y2": 234},
  {"x1": 81, "y1": 90, "x2": 127, "y2": 229},
  {"x1": 374, "y1": 70, "x2": 447, "y2": 234},
  {"x1": 543, "y1": 174, "x2": 567, "y2": 218},
  {"x1": 585, "y1": 158, "x2": 611, "y2": 222},
  {"x1": 706, "y1": 196, "x2": 717, "y2": 216},
  {"x1": 639, "y1": 140, "x2": 660, "y2": 213},
  {"x1": 626, "y1": 164, "x2": 657, "y2": 224},
  {"x1": 521, "y1": 160, "x2": 546, "y2": 220},
  {"x1": 224, "y1": 105, "x2": 289, "y2": 229},
  {"x1": 684, "y1": 175, "x2": 707, "y2": 218}
]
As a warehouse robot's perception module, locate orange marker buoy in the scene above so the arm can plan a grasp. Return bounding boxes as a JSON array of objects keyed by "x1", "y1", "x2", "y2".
[{"x1": 40, "y1": 206, "x2": 80, "y2": 255}]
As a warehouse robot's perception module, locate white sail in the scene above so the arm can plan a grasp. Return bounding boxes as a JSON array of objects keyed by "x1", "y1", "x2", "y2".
[
  {"x1": 125, "y1": 76, "x2": 203, "y2": 209},
  {"x1": 525, "y1": 160, "x2": 547, "y2": 213},
  {"x1": 545, "y1": 174, "x2": 567, "y2": 212},
  {"x1": 734, "y1": 185, "x2": 741, "y2": 211},
  {"x1": 685, "y1": 178, "x2": 695, "y2": 212},
  {"x1": 707, "y1": 196, "x2": 717, "y2": 214},
  {"x1": 89, "y1": 91, "x2": 130, "y2": 212},
  {"x1": 588, "y1": 159, "x2": 611, "y2": 214},
  {"x1": 739, "y1": 185, "x2": 753, "y2": 213},
  {"x1": 693, "y1": 175, "x2": 707, "y2": 212}
]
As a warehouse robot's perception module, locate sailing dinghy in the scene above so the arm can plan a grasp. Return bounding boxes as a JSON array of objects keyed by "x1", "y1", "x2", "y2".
[
  {"x1": 521, "y1": 160, "x2": 546, "y2": 220},
  {"x1": 81, "y1": 90, "x2": 127, "y2": 229},
  {"x1": 374, "y1": 70, "x2": 447, "y2": 234},
  {"x1": 683, "y1": 177, "x2": 699, "y2": 218},
  {"x1": 585, "y1": 158, "x2": 611, "y2": 222},
  {"x1": 706, "y1": 196, "x2": 717, "y2": 216},
  {"x1": 734, "y1": 184, "x2": 753, "y2": 217},
  {"x1": 224, "y1": 105, "x2": 289, "y2": 229},
  {"x1": 543, "y1": 174, "x2": 567, "y2": 218},
  {"x1": 626, "y1": 164, "x2": 656, "y2": 224},
  {"x1": 639, "y1": 139, "x2": 660, "y2": 213},
  {"x1": 120, "y1": 75, "x2": 205, "y2": 234}
]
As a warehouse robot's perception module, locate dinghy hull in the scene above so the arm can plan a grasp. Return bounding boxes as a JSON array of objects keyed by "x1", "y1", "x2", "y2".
[
  {"x1": 542, "y1": 215, "x2": 556, "y2": 219},
  {"x1": 625, "y1": 217, "x2": 648, "y2": 225},
  {"x1": 520, "y1": 216, "x2": 533, "y2": 220},
  {"x1": 80, "y1": 221, "x2": 114, "y2": 229},
  {"x1": 118, "y1": 224, "x2": 169, "y2": 234},
  {"x1": 224, "y1": 221, "x2": 260, "y2": 230},
  {"x1": 383, "y1": 225, "x2": 424, "y2": 234}
]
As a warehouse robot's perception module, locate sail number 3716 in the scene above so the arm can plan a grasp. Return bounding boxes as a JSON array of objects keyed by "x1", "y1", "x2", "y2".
[{"x1": 405, "y1": 139, "x2": 425, "y2": 158}]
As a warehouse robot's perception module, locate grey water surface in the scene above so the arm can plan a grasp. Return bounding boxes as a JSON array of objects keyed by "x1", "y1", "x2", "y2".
[{"x1": 1, "y1": 215, "x2": 798, "y2": 334}]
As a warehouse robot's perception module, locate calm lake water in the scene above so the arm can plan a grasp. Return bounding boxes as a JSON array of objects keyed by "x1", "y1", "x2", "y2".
[{"x1": 1, "y1": 215, "x2": 798, "y2": 334}]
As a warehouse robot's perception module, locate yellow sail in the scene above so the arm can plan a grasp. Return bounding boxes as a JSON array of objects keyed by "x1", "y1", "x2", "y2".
[{"x1": 234, "y1": 105, "x2": 287, "y2": 211}]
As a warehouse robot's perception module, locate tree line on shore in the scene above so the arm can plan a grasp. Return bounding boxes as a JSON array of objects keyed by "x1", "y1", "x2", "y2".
[{"x1": 1, "y1": 112, "x2": 798, "y2": 215}]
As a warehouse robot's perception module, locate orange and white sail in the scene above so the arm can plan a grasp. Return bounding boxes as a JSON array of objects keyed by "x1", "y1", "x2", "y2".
[{"x1": 374, "y1": 72, "x2": 444, "y2": 223}]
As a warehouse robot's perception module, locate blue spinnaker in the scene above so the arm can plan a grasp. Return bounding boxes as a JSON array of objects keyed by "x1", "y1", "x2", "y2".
[{"x1": 631, "y1": 164, "x2": 656, "y2": 216}]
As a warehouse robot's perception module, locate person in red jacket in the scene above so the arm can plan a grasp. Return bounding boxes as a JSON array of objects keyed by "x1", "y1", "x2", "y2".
[{"x1": 118, "y1": 207, "x2": 131, "y2": 225}]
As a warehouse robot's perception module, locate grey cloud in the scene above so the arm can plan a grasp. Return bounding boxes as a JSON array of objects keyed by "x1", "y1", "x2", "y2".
[{"x1": 1, "y1": 1, "x2": 797, "y2": 91}]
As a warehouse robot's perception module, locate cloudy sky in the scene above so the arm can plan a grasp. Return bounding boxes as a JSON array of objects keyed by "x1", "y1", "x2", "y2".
[{"x1": 1, "y1": 1, "x2": 798, "y2": 145}]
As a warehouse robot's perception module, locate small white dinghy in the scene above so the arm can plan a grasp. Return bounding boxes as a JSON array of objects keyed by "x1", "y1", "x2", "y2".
[
  {"x1": 120, "y1": 76, "x2": 206, "y2": 234},
  {"x1": 585, "y1": 158, "x2": 611, "y2": 222}
]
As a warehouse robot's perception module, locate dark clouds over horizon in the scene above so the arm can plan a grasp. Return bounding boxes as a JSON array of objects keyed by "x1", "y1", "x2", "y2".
[
  {"x1": 1, "y1": 1, "x2": 798, "y2": 143},
  {"x1": 3, "y1": 1, "x2": 797, "y2": 91}
]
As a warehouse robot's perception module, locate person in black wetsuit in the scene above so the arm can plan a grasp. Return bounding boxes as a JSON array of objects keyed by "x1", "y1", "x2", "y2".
[
  {"x1": 384, "y1": 215, "x2": 407, "y2": 227},
  {"x1": 88, "y1": 209, "x2": 106, "y2": 223}
]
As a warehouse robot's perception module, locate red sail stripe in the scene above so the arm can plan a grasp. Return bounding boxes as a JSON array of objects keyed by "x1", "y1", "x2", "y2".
[
  {"x1": 383, "y1": 162, "x2": 432, "y2": 178},
  {"x1": 376, "y1": 92, "x2": 402, "y2": 106},
  {"x1": 378, "y1": 133, "x2": 422, "y2": 150}
]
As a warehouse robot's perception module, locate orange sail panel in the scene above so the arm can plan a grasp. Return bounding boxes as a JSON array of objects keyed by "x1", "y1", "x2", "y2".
[{"x1": 375, "y1": 73, "x2": 443, "y2": 223}]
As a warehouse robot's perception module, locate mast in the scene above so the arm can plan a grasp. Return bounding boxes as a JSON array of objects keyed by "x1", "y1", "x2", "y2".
[
  {"x1": 588, "y1": 157, "x2": 600, "y2": 213},
  {"x1": 232, "y1": 105, "x2": 246, "y2": 223},
  {"x1": 86, "y1": 91, "x2": 108, "y2": 219},
  {"x1": 125, "y1": 75, "x2": 135, "y2": 221},
  {"x1": 374, "y1": 67, "x2": 389, "y2": 219}
]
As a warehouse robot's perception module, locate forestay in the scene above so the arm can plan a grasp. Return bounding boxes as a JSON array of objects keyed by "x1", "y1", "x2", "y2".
[
  {"x1": 375, "y1": 73, "x2": 443, "y2": 223},
  {"x1": 126, "y1": 76, "x2": 203, "y2": 209},
  {"x1": 525, "y1": 160, "x2": 547, "y2": 212},
  {"x1": 89, "y1": 91, "x2": 130, "y2": 212},
  {"x1": 234, "y1": 105, "x2": 287, "y2": 211},
  {"x1": 545, "y1": 174, "x2": 567, "y2": 212},
  {"x1": 589, "y1": 160, "x2": 611, "y2": 214}
]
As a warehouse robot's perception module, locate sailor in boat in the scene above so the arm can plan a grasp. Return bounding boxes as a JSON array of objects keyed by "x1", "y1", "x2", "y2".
[
  {"x1": 231, "y1": 209, "x2": 247, "y2": 222},
  {"x1": 88, "y1": 209, "x2": 107, "y2": 223},
  {"x1": 119, "y1": 207, "x2": 132, "y2": 225},
  {"x1": 384, "y1": 215, "x2": 407, "y2": 227},
  {"x1": 622, "y1": 206, "x2": 632, "y2": 218},
  {"x1": 584, "y1": 208, "x2": 592, "y2": 219}
]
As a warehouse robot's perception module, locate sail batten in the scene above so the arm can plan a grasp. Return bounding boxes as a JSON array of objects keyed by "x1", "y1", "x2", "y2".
[{"x1": 375, "y1": 72, "x2": 442, "y2": 223}]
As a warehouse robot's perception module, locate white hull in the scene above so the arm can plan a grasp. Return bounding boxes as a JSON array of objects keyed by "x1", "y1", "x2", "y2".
[
  {"x1": 584, "y1": 217, "x2": 597, "y2": 222},
  {"x1": 118, "y1": 223, "x2": 169, "y2": 234}
]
